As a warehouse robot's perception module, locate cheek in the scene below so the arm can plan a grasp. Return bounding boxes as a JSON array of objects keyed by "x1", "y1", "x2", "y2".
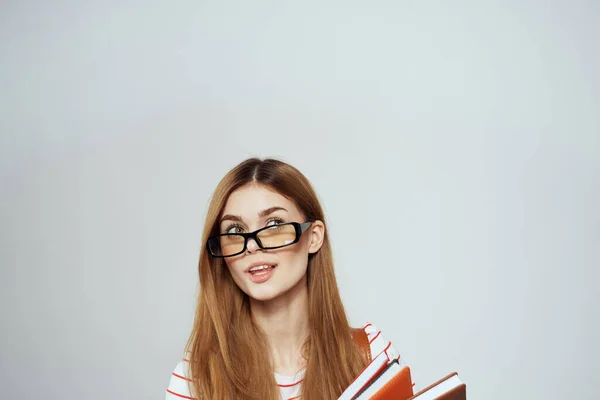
[
  {"x1": 224, "y1": 259, "x2": 245, "y2": 278},
  {"x1": 277, "y1": 248, "x2": 309, "y2": 272}
]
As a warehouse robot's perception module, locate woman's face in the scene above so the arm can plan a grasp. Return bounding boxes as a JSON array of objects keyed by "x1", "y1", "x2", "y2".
[{"x1": 219, "y1": 183, "x2": 324, "y2": 302}]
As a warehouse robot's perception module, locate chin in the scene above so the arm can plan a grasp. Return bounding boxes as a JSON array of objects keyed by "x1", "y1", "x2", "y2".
[
  {"x1": 232, "y1": 271, "x2": 307, "y2": 303},
  {"x1": 245, "y1": 285, "x2": 283, "y2": 302}
]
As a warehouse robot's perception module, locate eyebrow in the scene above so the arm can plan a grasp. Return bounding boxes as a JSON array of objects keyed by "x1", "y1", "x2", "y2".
[{"x1": 220, "y1": 206, "x2": 288, "y2": 225}]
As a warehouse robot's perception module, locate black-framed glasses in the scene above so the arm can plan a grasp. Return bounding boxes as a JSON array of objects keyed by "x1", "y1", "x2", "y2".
[{"x1": 206, "y1": 221, "x2": 314, "y2": 258}]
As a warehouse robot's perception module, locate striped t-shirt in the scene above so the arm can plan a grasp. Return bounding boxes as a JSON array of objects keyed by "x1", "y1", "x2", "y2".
[{"x1": 166, "y1": 323, "x2": 407, "y2": 400}]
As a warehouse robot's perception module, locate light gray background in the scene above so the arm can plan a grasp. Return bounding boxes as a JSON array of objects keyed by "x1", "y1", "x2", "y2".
[{"x1": 1, "y1": 1, "x2": 598, "y2": 399}]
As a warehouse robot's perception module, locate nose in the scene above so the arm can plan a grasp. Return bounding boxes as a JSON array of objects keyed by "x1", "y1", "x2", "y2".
[{"x1": 246, "y1": 237, "x2": 261, "y2": 253}]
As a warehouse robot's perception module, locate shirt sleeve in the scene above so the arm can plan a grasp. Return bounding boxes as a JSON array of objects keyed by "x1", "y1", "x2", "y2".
[{"x1": 166, "y1": 360, "x2": 194, "y2": 400}]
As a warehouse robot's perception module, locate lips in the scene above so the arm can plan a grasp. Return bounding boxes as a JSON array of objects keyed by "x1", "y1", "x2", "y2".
[
  {"x1": 248, "y1": 264, "x2": 275, "y2": 274},
  {"x1": 245, "y1": 261, "x2": 278, "y2": 274},
  {"x1": 245, "y1": 262, "x2": 277, "y2": 283}
]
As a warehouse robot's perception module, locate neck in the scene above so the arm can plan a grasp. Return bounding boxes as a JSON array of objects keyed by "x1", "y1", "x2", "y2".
[{"x1": 250, "y1": 275, "x2": 310, "y2": 376}]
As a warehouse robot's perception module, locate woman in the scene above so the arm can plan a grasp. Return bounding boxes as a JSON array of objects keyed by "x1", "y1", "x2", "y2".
[{"x1": 166, "y1": 158, "x2": 406, "y2": 399}]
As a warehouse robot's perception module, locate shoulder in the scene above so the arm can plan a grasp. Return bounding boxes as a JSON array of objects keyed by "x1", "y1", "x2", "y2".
[
  {"x1": 166, "y1": 358, "x2": 193, "y2": 400},
  {"x1": 361, "y1": 322, "x2": 405, "y2": 366}
]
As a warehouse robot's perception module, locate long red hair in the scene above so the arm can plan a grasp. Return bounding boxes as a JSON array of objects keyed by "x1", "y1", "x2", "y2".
[{"x1": 185, "y1": 158, "x2": 366, "y2": 399}]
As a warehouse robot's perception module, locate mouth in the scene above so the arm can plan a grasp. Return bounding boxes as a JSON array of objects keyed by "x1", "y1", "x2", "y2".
[
  {"x1": 247, "y1": 264, "x2": 276, "y2": 275},
  {"x1": 246, "y1": 264, "x2": 277, "y2": 283}
]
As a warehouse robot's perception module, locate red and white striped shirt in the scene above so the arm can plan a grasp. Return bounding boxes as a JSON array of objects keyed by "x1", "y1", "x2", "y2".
[{"x1": 165, "y1": 323, "x2": 407, "y2": 400}]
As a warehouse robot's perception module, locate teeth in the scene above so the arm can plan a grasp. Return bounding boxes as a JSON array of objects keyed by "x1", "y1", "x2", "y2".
[{"x1": 249, "y1": 265, "x2": 272, "y2": 272}]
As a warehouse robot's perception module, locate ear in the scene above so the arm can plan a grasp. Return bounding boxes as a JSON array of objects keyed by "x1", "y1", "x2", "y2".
[{"x1": 307, "y1": 220, "x2": 325, "y2": 254}]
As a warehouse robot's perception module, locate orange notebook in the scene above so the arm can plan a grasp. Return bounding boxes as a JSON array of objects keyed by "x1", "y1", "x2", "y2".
[
  {"x1": 353, "y1": 360, "x2": 413, "y2": 399},
  {"x1": 408, "y1": 372, "x2": 466, "y2": 400}
]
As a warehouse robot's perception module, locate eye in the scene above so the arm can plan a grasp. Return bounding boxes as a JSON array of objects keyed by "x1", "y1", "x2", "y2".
[
  {"x1": 224, "y1": 224, "x2": 244, "y2": 234},
  {"x1": 266, "y1": 217, "x2": 285, "y2": 227}
]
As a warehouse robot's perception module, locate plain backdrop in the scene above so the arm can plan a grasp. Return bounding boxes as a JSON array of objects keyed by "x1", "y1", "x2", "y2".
[{"x1": 1, "y1": 1, "x2": 599, "y2": 399}]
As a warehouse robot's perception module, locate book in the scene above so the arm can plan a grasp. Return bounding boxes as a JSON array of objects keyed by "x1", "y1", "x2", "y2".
[
  {"x1": 408, "y1": 372, "x2": 466, "y2": 400},
  {"x1": 341, "y1": 362, "x2": 466, "y2": 400},
  {"x1": 337, "y1": 349, "x2": 396, "y2": 400},
  {"x1": 338, "y1": 333, "x2": 466, "y2": 400},
  {"x1": 353, "y1": 360, "x2": 413, "y2": 399}
]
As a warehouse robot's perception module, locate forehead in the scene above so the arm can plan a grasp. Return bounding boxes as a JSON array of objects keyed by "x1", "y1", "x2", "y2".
[{"x1": 222, "y1": 184, "x2": 302, "y2": 219}]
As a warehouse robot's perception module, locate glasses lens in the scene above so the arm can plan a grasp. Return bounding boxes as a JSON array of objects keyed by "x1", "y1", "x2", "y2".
[
  {"x1": 211, "y1": 234, "x2": 245, "y2": 257},
  {"x1": 257, "y1": 224, "x2": 297, "y2": 248}
]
